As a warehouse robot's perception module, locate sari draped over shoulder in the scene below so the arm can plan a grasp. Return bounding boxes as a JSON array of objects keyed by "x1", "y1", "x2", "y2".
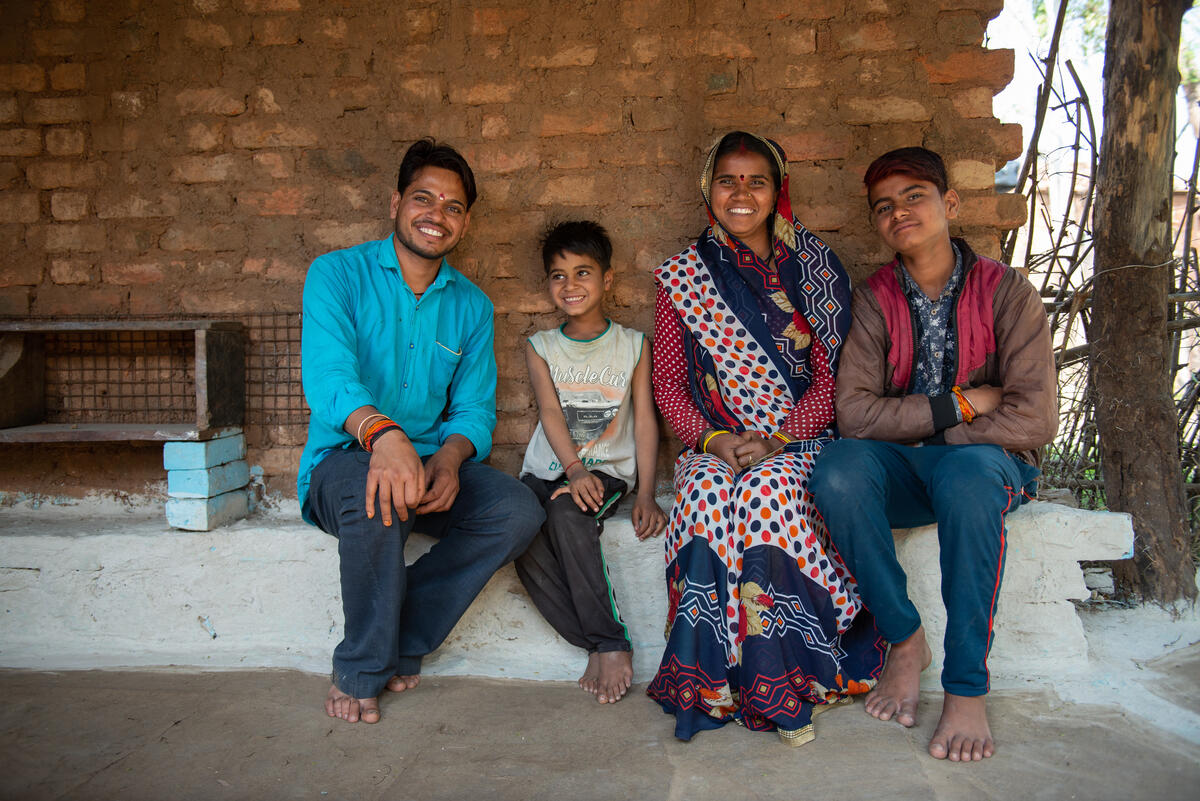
[{"x1": 647, "y1": 133, "x2": 885, "y2": 745}]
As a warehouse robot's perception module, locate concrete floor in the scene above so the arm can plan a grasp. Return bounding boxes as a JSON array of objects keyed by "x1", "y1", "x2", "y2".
[{"x1": 2, "y1": 662, "x2": 1198, "y2": 801}]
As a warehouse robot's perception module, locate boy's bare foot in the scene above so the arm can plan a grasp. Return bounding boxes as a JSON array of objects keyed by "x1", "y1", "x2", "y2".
[
  {"x1": 596, "y1": 650, "x2": 633, "y2": 704},
  {"x1": 864, "y1": 625, "x2": 932, "y2": 727},
  {"x1": 385, "y1": 674, "x2": 420, "y2": 693},
  {"x1": 579, "y1": 653, "x2": 600, "y2": 696},
  {"x1": 325, "y1": 684, "x2": 380, "y2": 724},
  {"x1": 929, "y1": 693, "x2": 994, "y2": 761}
]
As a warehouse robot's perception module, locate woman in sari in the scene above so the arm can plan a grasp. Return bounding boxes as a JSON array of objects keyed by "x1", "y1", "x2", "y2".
[{"x1": 646, "y1": 131, "x2": 885, "y2": 744}]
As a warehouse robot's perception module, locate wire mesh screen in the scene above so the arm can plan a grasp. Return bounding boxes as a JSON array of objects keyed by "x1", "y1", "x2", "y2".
[
  {"x1": 44, "y1": 330, "x2": 195, "y2": 424},
  {"x1": 4, "y1": 313, "x2": 309, "y2": 447}
]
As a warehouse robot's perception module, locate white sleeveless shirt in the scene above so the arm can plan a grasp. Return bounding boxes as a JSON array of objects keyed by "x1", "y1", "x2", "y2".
[{"x1": 520, "y1": 321, "x2": 645, "y2": 487}]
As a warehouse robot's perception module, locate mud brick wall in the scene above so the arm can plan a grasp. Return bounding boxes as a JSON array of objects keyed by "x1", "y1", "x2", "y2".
[{"x1": 0, "y1": 0, "x2": 1025, "y2": 496}]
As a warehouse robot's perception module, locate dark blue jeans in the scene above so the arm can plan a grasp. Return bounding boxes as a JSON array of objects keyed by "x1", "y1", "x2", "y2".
[
  {"x1": 810, "y1": 440, "x2": 1039, "y2": 697},
  {"x1": 307, "y1": 449, "x2": 543, "y2": 699}
]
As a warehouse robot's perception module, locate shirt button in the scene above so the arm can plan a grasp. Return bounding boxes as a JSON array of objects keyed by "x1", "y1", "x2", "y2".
[
  {"x1": 404, "y1": 383, "x2": 408, "y2": 388},
  {"x1": 409, "y1": 343, "x2": 414, "y2": 349}
]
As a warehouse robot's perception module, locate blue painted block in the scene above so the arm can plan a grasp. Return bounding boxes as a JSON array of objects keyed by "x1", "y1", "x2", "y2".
[
  {"x1": 167, "y1": 460, "x2": 251, "y2": 499},
  {"x1": 163, "y1": 432, "x2": 246, "y2": 470},
  {"x1": 166, "y1": 489, "x2": 249, "y2": 531}
]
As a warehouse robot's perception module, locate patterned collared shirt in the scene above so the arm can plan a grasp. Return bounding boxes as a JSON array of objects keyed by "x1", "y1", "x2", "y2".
[{"x1": 899, "y1": 241, "x2": 964, "y2": 398}]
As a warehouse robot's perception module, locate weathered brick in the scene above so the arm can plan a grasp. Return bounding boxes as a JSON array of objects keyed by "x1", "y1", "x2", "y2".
[
  {"x1": 175, "y1": 88, "x2": 246, "y2": 116},
  {"x1": 470, "y1": 7, "x2": 531, "y2": 36},
  {"x1": 45, "y1": 128, "x2": 85, "y2": 156},
  {"x1": 309, "y1": 220, "x2": 384, "y2": 249},
  {"x1": 0, "y1": 97, "x2": 17, "y2": 123},
  {"x1": 49, "y1": 258, "x2": 92, "y2": 284},
  {"x1": 777, "y1": 129, "x2": 853, "y2": 162},
  {"x1": 239, "y1": 0, "x2": 301, "y2": 11},
  {"x1": 630, "y1": 99, "x2": 680, "y2": 133},
  {"x1": 842, "y1": 95, "x2": 931, "y2": 124},
  {"x1": 0, "y1": 64, "x2": 45, "y2": 92},
  {"x1": 161, "y1": 223, "x2": 246, "y2": 251},
  {"x1": 50, "y1": 63, "x2": 86, "y2": 91},
  {"x1": 937, "y1": 0, "x2": 1003, "y2": 15},
  {"x1": 252, "y1": 151, "x2": 292, "y2": 178},
  {"x1": 230, "y1": 121, "x2": 318, "y2": 148},
  {"x1": 185, "y1": 121, "x2": 222, "y2": 151},
  {"x1": 403, "y1": 7, "x2": 439, "y2": 37},
  {"x1": 692, "y1": 30, "x2": 755, "y2": 59},
  {"x1": 841, "y1": 20, "x2": 902, "y2": 52},
  {"x1": 26, "y1": 160, "x2": 102, "y2": 188},
  {"x1": 448, "y1": 82, "x2": 520, "y2": 105},
  {"x1": 95, "y1": 192, "x2": 181, "y2": 219},
  {"x1": 937, "y1": 11, "x2": 986, "y2": 44},
  {"x1": 34, "y1": 285, "x2": 126, "y2": 316},
  {"x1": 949, "y1": 159, "x2": 996, "y2": 190},
  {"x1": 243, "y1": 256, "x2": 303, "y2": 281},
  {"x1": 539, "y1": 109, "x2": 623, "y2": 137},
  {"x1": 180, "y1": 286, "x2": 257, "y2": 313},
  {"x1": 253, "y1": 87, "x2": 282, "y2": 113},
  {"x1": 398, "y1": 76, "x2": 441, "y2": 103},
  {"x1": 481, "y1": 113, "x2": 509, "y2": 140},
  {"x1": 0, "y1": 286, "x2": 31, "y2": 315},
  {"x1": 0, "y1": 163, "x2": 20, "y2": 187},
  {"x1": 101, "y1": 261, "x2": 164, "y2": 284},
  {"x1": 919, "y1": 48, "x2": 1014, "y2": 88},
  {"x1": 466, "y1": 143, "x2": 538, "y2": 175},
  {"x1": 619, "y1": 0, "x2": 673, "y2": 27},
  {"x1": 236, "y1": 187, "x2": 314, "y2": 216},
  {"x1": 185, "y1": 19, "x2": 234, "y2": 47},
  {"x1": 523, "y1": 45, "x2": 598, "y2": 69},
  {"x1": 91, "y1": 123, "x2": 139, "y2": 152},
  {"x1": 748, "y1": 0, "x2": 843, "y2": 18},
  {"x1": 26, "y1": 96, "x2": 92, "y2": 124},
  {"x1": 50, "y1": 191, "x2": 88, "y2": 220},
  {"x1": 539, "y1": 174, "x2": 601, "y2": 205},
  {"x1": 252, "y1": 16, "x2": 300, "y2": 45},
  {"x1": 755, "y1": 61, "x2": 821, "y2": 90},
  {"x1": 32, "y1": 29, "x2": 88, "y2": 57},
  {"x1": 110, "y1": 91, "x2": 145, "y2": 119},
  {"x1": 0, "y1": 129, "x2": 41, "y2": 157},
  {"x1": 170, "y1": 154, "x2": 237, "y2": 183},
  {"x1": 778, "y1": 27, "x2": 817, "y2": 55},
  {"x1": 951, "y1": 86, "x2": 993, "y2": 118},
  {"x1": 956, "y1": 191, "x2": 1026, "y2": 228},
  {"x1": 193, "y1": 0, "x2": 222, "y2": 13},
  {"x1": 51, "y1": 0, "x2": 85, "y2": 23},
  {"x1": 0, "y1": 192, "x2": 39, "y2": 223},
  {"x1": 0, "y1": 253, "x2": 43, "y2": 288},
  {"x1": 43, "y1": 223, "x2": 106, "y2": 252},
  {"x1": 315, "y1": 17, "x2": 349, "y2": 42},
  {"x1": 993, "y1": 122, "x2": 1023, "y2": 161}
]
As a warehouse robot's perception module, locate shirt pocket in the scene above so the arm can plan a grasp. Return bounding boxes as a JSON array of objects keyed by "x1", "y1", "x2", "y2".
[{"x1": 429, "y1": 339, "x2": 463, "y2": 391}]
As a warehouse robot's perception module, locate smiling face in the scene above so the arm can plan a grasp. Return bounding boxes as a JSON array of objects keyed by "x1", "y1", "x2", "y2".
[
  {"x1": 390, "y1": 166, "x2": 471, "y2": 263},
  {"x1": 867, "y1": 173, "x2": 959, "y2": 256},
  {"x1": 546, "y1": 250, "x2": 611, "y2": 323},
  {"x1": 709, "y1": 150, "x2": 779, "y2": 256}
]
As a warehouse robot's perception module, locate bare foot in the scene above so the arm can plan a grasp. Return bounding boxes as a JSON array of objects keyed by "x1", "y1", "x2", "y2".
[
  {"x1": 325, "y1": 683, "x2": 380, "y2": 724},
  {"x1": 864, "y1": 626, "x2": 932, "y2": 727},
  {"x1": 596, "y1": 650, "x2": 633, "y2": 704},
  {"x1": 385, "y1": 674, "x2": 421, "y2": 693},
  {"x1": 929, "y1": 693, "x2": 994, "y2": 761},
  {"x1": 579, "y1": 652, "x2": 600, "y2": 696}
]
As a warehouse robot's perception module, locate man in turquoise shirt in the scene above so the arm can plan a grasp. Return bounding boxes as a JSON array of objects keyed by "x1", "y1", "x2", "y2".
[{"x1": 300, "y1": 138, "x2": 543, "y2": 725}]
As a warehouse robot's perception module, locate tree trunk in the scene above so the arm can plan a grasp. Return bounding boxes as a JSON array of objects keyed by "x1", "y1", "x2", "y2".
[{"x1": 1092, "y1": 0, "x2": 1196, "y2": 602}]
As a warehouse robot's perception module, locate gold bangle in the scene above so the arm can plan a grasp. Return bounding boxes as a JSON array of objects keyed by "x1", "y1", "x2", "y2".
[
  {"x1": 771, "y1": 430, "x2": 793, "y2": 445},
  {"x1": 700, "y1": 429, "x2": 729, "y2": 453}
]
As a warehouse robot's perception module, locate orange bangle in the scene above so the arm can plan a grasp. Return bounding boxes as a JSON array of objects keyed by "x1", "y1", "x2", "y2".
[{"x1": 951, "y1": 386, "x2": 976, "y2": 424}]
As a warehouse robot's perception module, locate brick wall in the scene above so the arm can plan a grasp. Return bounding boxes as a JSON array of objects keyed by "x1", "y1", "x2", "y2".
[{"x1": 0, "y1": 0, "x2": 1025, "y2": 496}]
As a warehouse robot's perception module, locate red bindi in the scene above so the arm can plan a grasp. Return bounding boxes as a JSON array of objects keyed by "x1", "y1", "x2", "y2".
[{"x1": 438, "y1": 193, "x2": 445, "y2": 200}]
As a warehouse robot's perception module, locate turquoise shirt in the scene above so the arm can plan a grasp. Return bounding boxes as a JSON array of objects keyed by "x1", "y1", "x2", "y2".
[{"x1": 297, "y1": 235, "x2": 496, "y2": 523}]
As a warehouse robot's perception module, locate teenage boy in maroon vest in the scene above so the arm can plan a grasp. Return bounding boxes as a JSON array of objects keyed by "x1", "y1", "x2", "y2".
[{"x1": 812, "y1": 147, "x2": 1057, "y2": 761}]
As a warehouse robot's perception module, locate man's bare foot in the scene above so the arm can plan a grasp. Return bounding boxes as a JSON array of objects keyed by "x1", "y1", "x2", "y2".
[
  {"x1": 864, "y1": 626, "x2": 932, "y2": 727},
  {"x1": 929, "y1": 693, "x2": 994, "y2": 761},
  {"x1": 325, "y1": 683, "x2": 380, "y2": 724},
  {"x1": 596, "y1": 650, "x2": 633, "y2": 704},
  {"x1": 385, "y1": 674, "x2": 420, "y2": 693},
  {"x1": 579, "y1": 652, "x2": 600, "y2": 696}
]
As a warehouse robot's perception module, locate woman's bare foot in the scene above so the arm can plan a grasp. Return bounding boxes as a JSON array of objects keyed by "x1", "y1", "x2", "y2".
[
  {"x1": 579, "y1": 653, "x2": 600, "y2": 696},
  {"x1": 325, "y1": 684, "x2": 380, "y2": 724},
  {"x1": 929, "y1": 693, "x2": 994, "y2": 761},
  {"x1": 864, "y1": 626, "x2": 932, "y2": 727},
  {"x1": 596, "y1": 650, "x2": 633, "y2": 704},
  {"x1": 385, "y1": 674, "x2": 420, "y2": 693}
]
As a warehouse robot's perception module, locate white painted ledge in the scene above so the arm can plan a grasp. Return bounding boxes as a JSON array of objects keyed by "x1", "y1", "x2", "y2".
[{"x1": 0, "y1": 497, "x2": 1133, "y2": 683}]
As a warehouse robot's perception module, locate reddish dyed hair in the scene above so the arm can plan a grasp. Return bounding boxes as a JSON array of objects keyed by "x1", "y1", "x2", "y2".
[{"x1": 863, "y1": 147, "x2": 948, "y2": 197}]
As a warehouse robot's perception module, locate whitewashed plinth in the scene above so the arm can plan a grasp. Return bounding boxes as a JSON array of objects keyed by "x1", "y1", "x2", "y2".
[{"x1": 0, "y1": 497, "x2": 1132, "y2": 683}]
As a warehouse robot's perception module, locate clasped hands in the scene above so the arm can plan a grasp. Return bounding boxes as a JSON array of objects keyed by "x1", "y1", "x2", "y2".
[
  {"x1": 364, "y1": 429, "x2": 463, "y2": 526},
  {"x1": 703, "y1": 430, "x2": 785, "y2": 471},
  {"x1": 549, "y1": 462, "x2": 667, "y2": 540}
]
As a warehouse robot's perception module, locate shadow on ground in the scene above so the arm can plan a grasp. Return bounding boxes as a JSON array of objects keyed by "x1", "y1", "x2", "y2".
[{"x1": 1, "y1": 668, "x2": 1197, "y2": 801}]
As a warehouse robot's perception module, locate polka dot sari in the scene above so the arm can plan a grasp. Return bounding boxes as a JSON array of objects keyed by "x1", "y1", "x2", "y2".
[{"x1": 647, "y1": 234, "x2": 886, "y2": 745}]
